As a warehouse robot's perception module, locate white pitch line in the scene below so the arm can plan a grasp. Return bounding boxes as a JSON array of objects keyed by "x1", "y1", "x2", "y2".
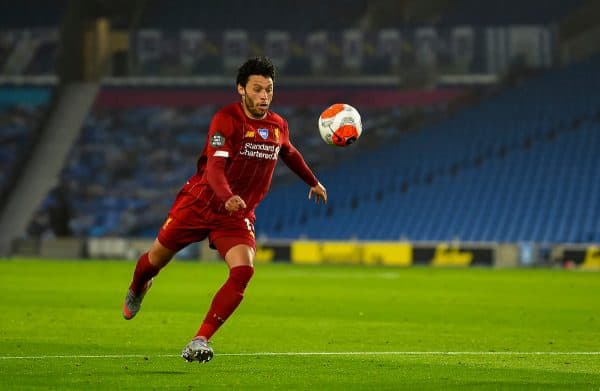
[
  {"x1": 222, "y1": 351, "x2": 600, "y2": 356},
  {"x1": 1, "y1": 352, "x2": 599, "y2": 360}
]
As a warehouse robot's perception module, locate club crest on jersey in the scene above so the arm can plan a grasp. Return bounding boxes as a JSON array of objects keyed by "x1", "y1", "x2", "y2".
[
  {"x1": 258, "y1": 128, "x2": 269, "y2": 140},
  {"x1": 210, "y1": 132, "x2": 225, "y2": 147}
]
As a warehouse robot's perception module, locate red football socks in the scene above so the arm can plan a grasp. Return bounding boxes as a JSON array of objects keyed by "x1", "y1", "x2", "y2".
[
  {"x1": 129, "y1": 252, "x2": 160, "y2": 294},
  {"x1": 196, "y1": 265, "x2": 254, "y2": 340}
]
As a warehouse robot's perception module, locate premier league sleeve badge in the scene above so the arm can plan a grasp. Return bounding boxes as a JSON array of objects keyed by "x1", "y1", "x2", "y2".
[{"x1": 210, "y1": 132, "x2": 226, "y2": 147}]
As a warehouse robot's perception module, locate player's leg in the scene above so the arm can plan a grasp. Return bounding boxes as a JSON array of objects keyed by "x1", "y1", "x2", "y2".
[
  {"x1": 123, "y1": 198, "x2": 206, "y2": 320},
  {"x1": 182, "y1": 235, "x2": 255, "y2": 363},
  {"x1": 196, "y1": 243, "x2": 255, "y2": 340},
  {"x1": 131, "y1": 239, "x2": 176, "y2": 292},
  {"x1": 123, "y1": 239, "x2": 176, "y2": 320}
]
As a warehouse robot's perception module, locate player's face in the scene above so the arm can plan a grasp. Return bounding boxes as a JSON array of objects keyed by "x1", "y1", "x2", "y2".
[{"x1": 238, "y1": 75, "x2": 273, "y2": 119}]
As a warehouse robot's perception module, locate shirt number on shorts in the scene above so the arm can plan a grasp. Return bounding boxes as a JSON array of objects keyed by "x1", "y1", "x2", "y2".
[{"x1": 244, "y1": 218, "x2": 255, "y2": 236}]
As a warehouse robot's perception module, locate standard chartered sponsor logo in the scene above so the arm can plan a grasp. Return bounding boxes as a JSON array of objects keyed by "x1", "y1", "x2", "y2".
[{"x1": 240, "y1": 142, "x2": 279, "y2": 160}]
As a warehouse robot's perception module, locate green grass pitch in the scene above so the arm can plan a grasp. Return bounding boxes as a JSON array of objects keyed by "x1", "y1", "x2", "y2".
[{"x1": 0, "y1": 259, "x2": 599, "y2": 390}]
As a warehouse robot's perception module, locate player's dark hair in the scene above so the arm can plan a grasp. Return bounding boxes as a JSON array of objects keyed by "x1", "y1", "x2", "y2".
[{"x1": 236, "y1": 56, "x2": 276, "y2": 87}]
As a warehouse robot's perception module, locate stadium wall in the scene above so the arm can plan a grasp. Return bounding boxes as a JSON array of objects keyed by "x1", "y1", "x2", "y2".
[
  {"x1": 9, "y1": 237, "x2": 600, "y2": 269},
  {"x1": 94, "y1": 86, "x2": 464, "y2": 108}
]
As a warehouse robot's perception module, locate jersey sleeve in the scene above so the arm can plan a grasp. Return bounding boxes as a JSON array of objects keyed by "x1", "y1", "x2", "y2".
[
  {"x1": 279, "y1": 120, "x2": 319, "y2": 187},
  {"x1": 206, "y1": 111, "x2": 236, "y2": 159},
  {"x1": 205, "y1": 111, "x2": 236, "y2": 202}
]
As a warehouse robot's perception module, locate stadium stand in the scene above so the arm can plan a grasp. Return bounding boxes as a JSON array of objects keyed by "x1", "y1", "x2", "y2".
[
  {"x1": 438, "y1": 0, "x2": 585, "y2": 25},
  {"x1": 23, "y1": 39, "x2": 59, "y2": 75},
  {"x1": 5, "y1": 1, "x2": 598, "y2": 247},
  {"x1": 138, "y1": 0, "x2": 368, "y2": 30},
  {"x1": 0, "y1": 87, "x2": 51, "y2": 202},
  {"x1": 0, "y1": 0, "x2": 66, "y2": 28},
  {"x1": 23, "y1": 54, "x2": 600, "y2": 243},
  {"x1": 25, "y1": 97, "x2": 437, "y2": 238},
  {"x1": 256, "y1": 55, "x2": 600, "y2": 243},
  {"x1": 0, "y1": 35, "x2": 16, "y2": 70}
]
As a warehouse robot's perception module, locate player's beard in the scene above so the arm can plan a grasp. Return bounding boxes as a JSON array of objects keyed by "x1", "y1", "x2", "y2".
[{"x1": 243, "y1": 95, "x2": 268, "y2": 119}]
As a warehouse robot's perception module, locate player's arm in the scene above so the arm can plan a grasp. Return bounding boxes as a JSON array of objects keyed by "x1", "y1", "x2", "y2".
[
  {"x1": 279, "y1": 141, "x2": 327, "y2": 204},
  {"x1": 206, "y1": 113, "x2": 246, "y2": 212},
  {"x1": 206, "y1": 158, "x2": 246, "y2": 212}
]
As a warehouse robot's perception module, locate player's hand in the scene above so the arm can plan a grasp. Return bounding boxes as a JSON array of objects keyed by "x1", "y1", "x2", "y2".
[
  {"x1": 308, "y1": 182, "x2": 327, "y2": 204},
  {"x1": 225, "y1": 195, "x2": 247, "y2": 213}
]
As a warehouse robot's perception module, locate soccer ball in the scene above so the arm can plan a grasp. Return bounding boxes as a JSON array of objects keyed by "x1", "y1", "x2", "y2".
[{"x1": 318, "y1": 103, "x2": 362, "y2": 147}]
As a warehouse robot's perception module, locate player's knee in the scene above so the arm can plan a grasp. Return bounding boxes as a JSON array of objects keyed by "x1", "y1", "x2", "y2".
[
  {"x1": 148, "y1": 240, "x2": 176, "y2": 268},
  {"x1": 230, "y1": 265, "x2": 254, "y2": 292}
]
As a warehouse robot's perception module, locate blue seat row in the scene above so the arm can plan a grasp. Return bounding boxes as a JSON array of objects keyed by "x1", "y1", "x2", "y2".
[{"x1": 256, "y1": 56, "x2": 600, "y2": 243}]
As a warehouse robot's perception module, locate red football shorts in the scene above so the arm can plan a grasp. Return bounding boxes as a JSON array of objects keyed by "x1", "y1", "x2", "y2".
[{"x1": 157, "y1": 191, "x2": 256, "y2": 258}]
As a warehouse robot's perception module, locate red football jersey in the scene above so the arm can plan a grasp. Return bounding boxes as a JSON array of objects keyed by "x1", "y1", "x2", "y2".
[{"x1": 182, "y1": 102, "x2": 316, "y2": 220}]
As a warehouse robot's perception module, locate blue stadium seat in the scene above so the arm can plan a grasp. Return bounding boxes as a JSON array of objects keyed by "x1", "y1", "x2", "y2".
[
  {"x1": 0, "y1": 88, "x2": 51, "y2": 200},
  {"x1": 256, "y1": 55, "x2": 600, "y2": 243}
]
